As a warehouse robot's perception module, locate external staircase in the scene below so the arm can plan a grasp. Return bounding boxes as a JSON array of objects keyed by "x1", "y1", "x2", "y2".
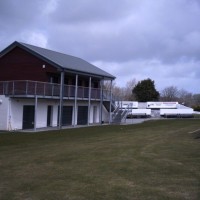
[
  {"x1": 102, "y1": 90, "x2": 132, "y2": 124},
  {"x1": 111, "y1": 102, "x2": 132, "y2": 124}
]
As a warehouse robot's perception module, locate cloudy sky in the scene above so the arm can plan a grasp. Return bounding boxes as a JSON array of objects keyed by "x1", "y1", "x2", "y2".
[{"x1": 0, "y1": 0, "x2": 200, "y2": 93}]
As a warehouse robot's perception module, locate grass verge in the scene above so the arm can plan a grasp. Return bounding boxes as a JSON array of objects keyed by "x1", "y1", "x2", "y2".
[{"x1": 0, "y1": 119, "x2": 200, "y2": 200}]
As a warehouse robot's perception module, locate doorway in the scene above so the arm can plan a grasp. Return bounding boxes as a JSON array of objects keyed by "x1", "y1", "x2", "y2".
[
  {"x1": 22, "y1": 105, "x2": 35, "y2": 129},
  {"x1": 47, "y1": 105, "x2": 53, "y2": 127},
  {"x1": 77, "y1": 106, "x2": 88, "y2": 125},
  {"x1": 93, "y1": 106, "x2": 97, "y2": 123},
  {"x1": 58, "y1": 106, "x2": 73, "y2": 126}
]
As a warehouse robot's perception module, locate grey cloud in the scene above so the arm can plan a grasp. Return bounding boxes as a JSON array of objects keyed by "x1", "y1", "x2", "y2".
[
  {"x1": 0, "y1": 0, "x2": 200, "y2": 93},
  {"x1": 0, "y1": 1, "x2": 46, "y2": 28},
  {"x1": 47, "y1": 0, "x2": 200, "y2": 64},
  {"x1": 0, "y1": 0, "x2": 49, "y2": 48},
  {"x1": 49, "y1": 0, "x2": 138, "y2": 24},
  {"x1": 94, "y1": 59, "x2": 200, "y2": 93}
]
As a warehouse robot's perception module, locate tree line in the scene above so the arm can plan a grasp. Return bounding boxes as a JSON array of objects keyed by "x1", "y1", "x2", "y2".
[{"x1": 104, "y1": 78, "x2": 200, "y2": 110}]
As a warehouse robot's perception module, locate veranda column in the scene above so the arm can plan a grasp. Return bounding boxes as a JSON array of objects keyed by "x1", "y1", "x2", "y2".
[
  {"x1": 74, "y1": 74, "x2": 78, "y2": 126},
  {"x1": 100, "y1": 79, "x2": 104, "y2": 124},
  {"x1": 109, "y1": 80, "x2": 113, "y2": 124},
  {"x1": 88, "y1": 77, "x2": 92, "y2": 126},
  {"x1": 59, "y1": 71, "x2": 65, "y2": 129},
  {"x1": 34, "y1": 95, "x2": 38, "y2": 131}
]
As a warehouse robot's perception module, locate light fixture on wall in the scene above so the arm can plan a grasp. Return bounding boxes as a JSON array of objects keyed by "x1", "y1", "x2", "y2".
[{"x1": 42, "y1": 64, "x2": 46, "y2": 69}]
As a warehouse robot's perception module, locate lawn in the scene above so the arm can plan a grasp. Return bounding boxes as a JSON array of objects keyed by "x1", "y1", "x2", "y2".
[{"x1": 0, "y1": 119, "x2": 200, "y2": 200}]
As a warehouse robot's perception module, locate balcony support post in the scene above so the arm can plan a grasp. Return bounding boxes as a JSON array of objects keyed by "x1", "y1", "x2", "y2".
[
  {"x1": 100, "y1": 79, "x2": 103, "y2": 124},
  {"x1": 109, "y1": 80, "x2": 113, "y2": 124},
  {"x1": 34, "y1": 95, "x2": 38, "y2": 132},
  {"x1": 88, "y1": 77, "x2": 91, "y2": 126},
  {"x1": 59, "y1": 71, "x2": 65, "y2": 129},
  {"x1": 74, "y1": 74, "x2": 78, "y2": 126},
  {"x1": 34, "y1": 82, "x2": 37, "y2": 96}
]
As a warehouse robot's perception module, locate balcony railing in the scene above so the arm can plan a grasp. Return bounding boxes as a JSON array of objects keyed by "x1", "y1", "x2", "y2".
[{"x1": 0, "y1": 80, "x2": 108, "y2": 100}]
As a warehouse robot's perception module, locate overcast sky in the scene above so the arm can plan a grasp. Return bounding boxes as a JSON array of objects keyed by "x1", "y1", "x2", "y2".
[{"x1": 0, "y1": 0, "x2": 200, "y2": 93}]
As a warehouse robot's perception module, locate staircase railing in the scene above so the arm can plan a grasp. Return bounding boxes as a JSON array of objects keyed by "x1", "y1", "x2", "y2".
[
  {"x1": 112, "y1": 105, "x2": 120, "y2": 118},
  {"x1": 112, "y1": 102, "x2": 133, "y2": 124},
  {"x1": 120, "y1": 103, "x2": 133, "y2": 123}
]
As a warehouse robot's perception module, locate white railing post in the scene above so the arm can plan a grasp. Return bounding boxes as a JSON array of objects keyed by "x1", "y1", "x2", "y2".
[
  {"x1": 52, "y1": 84, "x2": 54, "y2": 96},
  {"x1": 44, "y1": 83, "x2": 46, "y2": 96},
  {"x1": 12, "y1": 81, "x2": 15, "y2": 95},
  {"x1": 26, "y1": 80, "x2": 28, "y2": 95},
  {"x1": 3, "y1": 82, "x2": 5, "y2": 94}
]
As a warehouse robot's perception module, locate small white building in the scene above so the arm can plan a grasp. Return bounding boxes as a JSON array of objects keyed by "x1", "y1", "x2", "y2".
[{"x1": 119, "y1": 101, "x2": 194, "y2": 118}]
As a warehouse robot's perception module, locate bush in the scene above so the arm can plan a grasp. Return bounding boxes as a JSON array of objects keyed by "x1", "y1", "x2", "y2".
[{"x1": 193, "y1": 105, "x2": 200, "y2": 112}]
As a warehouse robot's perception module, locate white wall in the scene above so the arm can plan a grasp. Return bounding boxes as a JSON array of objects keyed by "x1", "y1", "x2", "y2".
[
  {"x1": 132, "y1": 109, "x2": 151, "y2": 115},
  {"x1": 89, "y1": 103, "x2": 100, "y2": 124},
  {"x1": 10, "y1": 98, "x2": 59, "y2": 130},
  {"x1": 0, "y1": 96, "x2": 110, "y2": 130},
  {"x1": 0, "y1": 95, "x2": 9, "y2": 130},
  {"x1": 102, "y1": 106, "x2": 109, "y2": 123},
  {"x1": 5, "y1": 98, "x2": 104, "y2": 130},
  {"x1": 160, "y1": 108, "x2": 193, "y2": 115},
  {"x1": 10, "y1": 98, "x2": 24, "y2": 130},
  {"x1": 147, "y1": 102, "x2": 178, "y2": 109},
  {"x1": 119, "y1": 101, "x2": 138, "y2": 108}
]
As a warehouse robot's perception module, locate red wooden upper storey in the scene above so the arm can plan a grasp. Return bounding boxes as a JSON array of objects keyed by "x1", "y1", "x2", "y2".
[
  {"x1": 0, "y1": 46, "x2": 57, "y2": 82},
  {"x1": 0, "y1": 41, "x2": 115, "y2": 85}
]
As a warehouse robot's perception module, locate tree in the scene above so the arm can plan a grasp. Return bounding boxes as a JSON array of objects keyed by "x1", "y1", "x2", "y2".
[
  {"x1": 123, "y1": 78, "x2": 137, "y2": 100},
  {"x1": 103, "y1": 78, "x2": 137, "y2": 101},
  {"x1": 191, "y1": 94, "x2": 200, "y2": 111},
  {"x1": 103, "y1": 81, "x2": 124, "y2": 100},
  {"x1": 178, "y1": 89, "x2": 193, "y2": 106},
  {"x1": 193, "y1": 94, "x2": 200, "y2": 106},
  {"x1": 132, "y1": 78, "x2": 159, "y2": 102},
  {"x1": 160, "y1": 86, "x2": 179, "y2": 101},
  {"x1": 160, "y1": 86, "x2": 194, "y2": 106}
]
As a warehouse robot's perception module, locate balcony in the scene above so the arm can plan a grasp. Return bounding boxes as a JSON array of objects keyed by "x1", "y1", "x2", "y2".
[{"x1": 0, "y1": 80, "x2": 111, "y2": 100}]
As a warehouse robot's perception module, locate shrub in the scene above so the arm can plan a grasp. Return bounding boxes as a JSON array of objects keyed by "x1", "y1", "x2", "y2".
[{"x1": 193, "y1": 105, "x2": 200, "y2": 112}]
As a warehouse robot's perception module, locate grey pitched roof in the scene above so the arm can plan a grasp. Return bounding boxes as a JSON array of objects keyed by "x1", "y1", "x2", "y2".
[{"x1": 0, "y1": 41, "x2": 115, "y2": 79}]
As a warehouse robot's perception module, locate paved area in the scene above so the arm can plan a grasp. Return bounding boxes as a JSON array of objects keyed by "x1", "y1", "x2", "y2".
[
  {"x1": 122, "y1": 118, "x2": 157, "y2": 125},
  {"x1": 15, "y1": 119, "x2": 150, "y2": 132}
]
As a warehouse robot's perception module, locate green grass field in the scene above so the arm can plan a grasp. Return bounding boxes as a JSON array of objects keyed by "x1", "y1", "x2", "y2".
[{"x1": 0, "y1": 119, "x2": 200, "y2": 200}]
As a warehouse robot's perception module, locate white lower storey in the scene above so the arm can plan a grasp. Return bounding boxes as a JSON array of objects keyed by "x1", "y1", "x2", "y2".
[{"x1": 0, "y1": 95, "x2": 109, "y2": 131}]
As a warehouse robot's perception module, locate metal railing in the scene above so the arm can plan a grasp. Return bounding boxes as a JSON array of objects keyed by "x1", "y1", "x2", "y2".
[
  {"x1": 121, "y1": 103, "x2": 133, "y2": 122},
  {"x1": 112, "y1": 102, "x2": 133, "y2": 123},
  {"x1": 0, "y1": 80, "x2": 105, "y2": 100}
]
